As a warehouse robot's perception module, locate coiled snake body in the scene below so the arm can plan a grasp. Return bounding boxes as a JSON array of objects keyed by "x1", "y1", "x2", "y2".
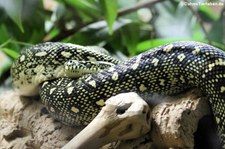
[{"x1": 11, "y1": 41, "x2": 225, "y2": 147}]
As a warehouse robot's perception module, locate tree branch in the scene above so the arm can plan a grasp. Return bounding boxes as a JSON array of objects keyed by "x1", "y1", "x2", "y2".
[
  {"x1": 183, "y1": 0, "x2": 211, "y2": 44},
  {"x1": 45, "y1": 0, "x2": 166, "y2": 42},
  {"x1": 118, "y1": 0, "x2": 166, "y2": 17}
]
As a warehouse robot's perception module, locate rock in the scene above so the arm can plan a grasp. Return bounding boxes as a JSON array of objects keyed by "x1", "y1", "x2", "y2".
[{"x1": 0, "y1": 89, "x2": 217, "y2": 149}]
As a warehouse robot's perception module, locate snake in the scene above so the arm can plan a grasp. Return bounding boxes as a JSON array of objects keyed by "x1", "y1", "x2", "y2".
[{"x1": 11, "y1": 41, "x2": 225, "y2": 147}]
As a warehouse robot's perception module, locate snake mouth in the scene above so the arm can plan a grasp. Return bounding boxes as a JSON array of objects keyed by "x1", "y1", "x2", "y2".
[{"x1": 64, "y1": 60, "x2": 115, "y2": 78}]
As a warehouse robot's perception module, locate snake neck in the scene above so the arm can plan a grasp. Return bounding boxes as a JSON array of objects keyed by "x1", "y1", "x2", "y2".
[{"x1": 11, "y1": 42, "x2": 120, "y2": 96}]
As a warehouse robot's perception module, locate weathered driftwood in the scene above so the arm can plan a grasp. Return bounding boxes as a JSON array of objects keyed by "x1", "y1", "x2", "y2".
[
  {"x1": 114, "y1": 90, "x2": 211, "y2": 149},
  {"x1": 0, "y1": 89, "x2": 211, "y2": 149},
  {"x1": 63, "y1": 92, "x2": 151, "y2": 149}
]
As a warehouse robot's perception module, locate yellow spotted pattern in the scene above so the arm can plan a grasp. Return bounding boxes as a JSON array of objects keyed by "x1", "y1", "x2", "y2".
[{"x1": 11, "y1": 41, "x2": 225, "y2": 147}]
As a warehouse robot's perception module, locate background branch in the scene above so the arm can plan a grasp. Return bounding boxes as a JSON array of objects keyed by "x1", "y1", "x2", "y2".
[
  {"x1": 46, "y1": 0, "x2": 166, "y2": 42},
  {"x1": 183, "y1": 0, "x2": 211, "y2": 44},
  {"x1": 118, "y1": 0, "x2": 166, "y2": 17}
]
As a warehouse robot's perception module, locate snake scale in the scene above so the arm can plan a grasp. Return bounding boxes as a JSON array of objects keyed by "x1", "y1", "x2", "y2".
[{"x1": 11, "y1": 41, "x2": 225, "y2": 147}]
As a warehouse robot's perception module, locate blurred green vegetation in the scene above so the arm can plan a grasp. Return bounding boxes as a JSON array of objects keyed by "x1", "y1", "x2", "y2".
[{"x1": 0, "y1": 0, "x2": 224, "y2": 84}]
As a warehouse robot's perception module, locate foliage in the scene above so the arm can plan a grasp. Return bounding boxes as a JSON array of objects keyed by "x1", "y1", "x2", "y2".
[{"x1": 0, "y1": 0, "x2": 224, "y2": 82}]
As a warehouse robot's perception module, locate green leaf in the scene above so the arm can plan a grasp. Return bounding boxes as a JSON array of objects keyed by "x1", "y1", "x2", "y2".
[
  {"x1": 198, "y1": 5, "x2": 218, "y2": 22},
  {"x1": 62, "y1": 0, "x2": 100, "y2": 19},
  {"x1": 99, "y1": 0, "x2": 118, "y2": 35},
  {"x1": 0, "y1": 51, "x2": 12, "y2": 78},
  {"x1": 121, "y1": 23, "x2": 140, "y2": 56},
  {"x1": 137, "y1": 38, "x2": 206, "y2": 53},
  {"x1": 137, "y1": 38, "x2": 224, "y2": 53},
  {"x1": 0, "y1": 0, "x2": 24, "y2": 32},
  {"x1": 0, "y1": 24, "x2": 9, "y2": 43},
  {"x1": 211, "y1": 41, "x2": 225, "y2": 51},
  {"x1": 64, "y1": 0, "x2": 98, "y2": 11},
  {"x1": 1, "y1": 48, "x2": 19, "y2": 59}
]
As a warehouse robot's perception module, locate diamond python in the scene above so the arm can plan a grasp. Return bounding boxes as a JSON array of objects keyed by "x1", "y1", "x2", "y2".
[{"x1": 11, "y1": 41, "x2": 225, "y2": 147}]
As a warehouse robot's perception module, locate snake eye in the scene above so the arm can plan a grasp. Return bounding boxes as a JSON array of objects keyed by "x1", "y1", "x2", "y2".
[{"x1": 86, "y1": 63, "x2": 91, "y2": 68}]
